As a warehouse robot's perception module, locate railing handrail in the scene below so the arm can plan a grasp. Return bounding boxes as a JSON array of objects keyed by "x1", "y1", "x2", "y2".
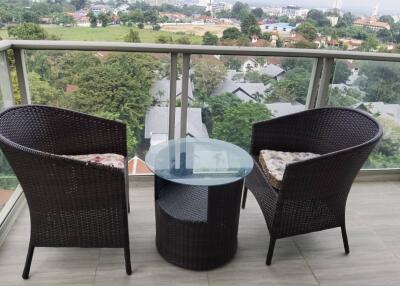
[{"x1": 2, "y1": 40, "x2": 400, "y2": 62}]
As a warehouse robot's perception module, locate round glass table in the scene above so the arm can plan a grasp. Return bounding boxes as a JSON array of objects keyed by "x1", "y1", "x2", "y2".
[{"x1": 145, "y1": 138, "x2": 253, "y2": 270}]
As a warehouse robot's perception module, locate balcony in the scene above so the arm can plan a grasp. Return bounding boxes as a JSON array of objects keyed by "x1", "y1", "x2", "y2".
[
  {"x1": 0, "y1": 179, "x2": 399, "y2": 285},
  {"x1": 0, "y1": 40, "x2": 399, "y2": 285}
]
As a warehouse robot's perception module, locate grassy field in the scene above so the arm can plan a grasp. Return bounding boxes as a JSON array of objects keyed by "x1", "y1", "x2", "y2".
[
  {"x1": 162, "y1": 24, "x2": 234, "y2": 37},
  {"x1": 0, "y1": 25, "x2": 203, "y2": 44}
]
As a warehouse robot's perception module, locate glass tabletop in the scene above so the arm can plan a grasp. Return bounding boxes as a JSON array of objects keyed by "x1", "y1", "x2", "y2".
[{"x1": 145, "y1": 138, "x2": 254, "y2": 186}]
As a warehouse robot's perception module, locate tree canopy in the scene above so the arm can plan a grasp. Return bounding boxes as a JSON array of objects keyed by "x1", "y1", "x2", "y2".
[
  {"x1": 8, "y1": 23, "x2": 47, "y2": 40},
  {"x1": 240, "y1": 13, "x2": 261, "y2": 37},
  {"x1": 212, "y1": 102, "x2": 272, "y2": 150},
  {"x1": 124, "y1": 29, "x2": 141, "y2": 43},
  {"x1": 192, "y1": 58, "x2": 227, "y2": 104},
  {"x1": 203, "y1": 32, "x2": 218, "y2": 45},
  {"x1": 222, "y1": 27, "x2": 242, "y2": 40},
  {"x1": 296, "y1": 21, "x2": 318, "y2": 41}
]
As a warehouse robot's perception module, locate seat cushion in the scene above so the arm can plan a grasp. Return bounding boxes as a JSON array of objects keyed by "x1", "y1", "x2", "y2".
[
  {"x1": 63, "y1": 153, "x2": 125, "y2": 169},
  {"x1": 259, "y1": 150, "x2": 320, "y2": 190}
]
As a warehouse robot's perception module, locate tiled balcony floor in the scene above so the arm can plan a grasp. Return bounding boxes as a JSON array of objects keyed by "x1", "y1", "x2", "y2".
[{"x1": 0, "y1": 180, "x2": 400, "y2": 285}]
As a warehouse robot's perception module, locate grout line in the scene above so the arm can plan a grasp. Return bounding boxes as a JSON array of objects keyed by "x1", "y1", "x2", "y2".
[
  {"x1": 206, "y1": 271, "x2": 211, "y2": 286},
  {"x1": 93, "y1": 248, "x2": 101, "y2": 286},
  {"x1": 293, "y1": 239, "x2": 321, "y2": 286}
]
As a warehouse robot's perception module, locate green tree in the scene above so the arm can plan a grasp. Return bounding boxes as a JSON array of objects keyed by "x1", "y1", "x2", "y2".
[
  {"x1": 70, "y1": 0, "x2": 87, "y2": 10},
  {"x1": 336, "y1": 12, "x2": 355, "y2": 28},
  {"x1": 281, "y1": 58, "x2": 313, "y2": 71},
  {"x1": 66, "y1": 54, "x2": 159, "y2": 153},
  {"x1": 261, "y1": 32, "x2": 271, "y2": 41},
  {"x1": 97, "y1": 12, "x2": 111, "y2": 27},
  {"x1": 327, "y1": 87, "x2": 361, "y2": 107},
  {"x1": 56, "y1": 13, "x2": 76, "y2": 26},
  {"x1": 278, "y1": 15, "x2": 290, "y2": 22},
  {"x1": 240, "y1": 13, "x2": 261, "y2": 37},
  {"x1": 237, "y1": 36, "x2": 251, "y2": 46},
  {"x1": 192, "y1": 58, "x2": 227, "y2": 104},
  {"x1": 156, "y1": 34, "x2": 173, "y2": 44},
  {"x1": 175, "y1": 36, "x2": 191, "y2": 44},
  {"x1": 8, "y1": 23, "x2": 47, "y2": 40},
  {"x1": 360, "y1": 35, "x2": 379, "y2": 52},
  {"x1": 231, "y1": 1, "x2": 249, "y2": 20},
  {"x1": 306, "y1": 9, "x2": 330, "y2": 27},
  {"x1": 296, "y1": 21, "x2": 318, "y2": 41},
  {"x1": 88, "y1": 11, "x2": 97, "y2": 28},
  {"x1": 221, "y1": 27, "x2": 242, "y2": 40},
  {"x1": 333, "y1": 61, "x2": 351, "y2": 84},
  {"x1": 20, "y1": 9, "x2": 39, "y2": 23},
  {"x1": 357, "y1": 61, "x2": 400, "y2": 103},
  {"x1": 265, "y1": 67, "x2": 310, "y2": 104},
  {"x1": 29, "y1": 72, "x2": 64, "y2": 106},
  {"x1": 293, "y1": 41, "x2": 318, "y2": 49},
  {"x1": 251, "y1": 8, "x2": 263, "y2": 19},
  {"x1": 124, "y1": 29, "x2": 141, "y2": 42},
  {"x1": 144, "y1": 9, "x2": 158, "y2": 25},
  {"x1": 203, "y1": 31, "x2": 218, "y2": 45},
  {"x1": 212, "y1": 102, "x2": 273, "y2": 150},
  {"x1": 203, "y1": 92, "x2": 241, "y2": 133},
  {"x1": 225, "y1": 56, "x2": 242, "y2": 71},
  {"x1": 377, "y1": 29, "x2": 393, "y2": 43},
  {"x1": 205, "y1": 92, "x2": 241, "y2": 120},
  {"x1": 130, "y1": 10, "x2": 145, "y2": 23}
]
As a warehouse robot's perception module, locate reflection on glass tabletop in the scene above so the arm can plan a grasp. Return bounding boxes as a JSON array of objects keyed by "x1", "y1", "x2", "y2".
[{"x1": 145, "y1": 138, "x2": 254, "y2": 186}]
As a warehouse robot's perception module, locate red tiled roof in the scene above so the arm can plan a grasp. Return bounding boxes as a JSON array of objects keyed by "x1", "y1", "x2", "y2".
[
  {"x1": 267, "y1": 57, "x2": 282, "y2": 65},
  {"x1": 128, "y1": 156, "x2": 153, "y2": 175},
  {"x1": 354, "y1": 18, "x2": 390, "y2": 30},
  {"x1": 0, "y1": 189, "x2": 13, "y2": 206},
  {"x1": 65, "y1": 84, "x2": 78, "y2": 93}
]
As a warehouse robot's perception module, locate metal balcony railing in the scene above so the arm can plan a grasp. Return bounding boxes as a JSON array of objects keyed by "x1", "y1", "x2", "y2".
[
  {"x1": 1, "y1": 40, "x2": 400, "y2": 140},
  {"x1": 0, "y1": 39, "x2": 399, "y2": 237}
]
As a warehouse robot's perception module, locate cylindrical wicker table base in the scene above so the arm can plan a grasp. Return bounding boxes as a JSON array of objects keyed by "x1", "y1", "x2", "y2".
[{"x1": 155, "y1": 176, "x2": 243, "y2": 270}]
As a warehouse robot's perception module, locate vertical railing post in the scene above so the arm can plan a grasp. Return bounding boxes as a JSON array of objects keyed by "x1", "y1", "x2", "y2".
[
  {"x1": 13, "y1": 48, "x2": 31, "y2": 105},
  {"x1": 180, "y1": 53, "x2": 190, "y2": 138},
  {"x1": 168, "y1": 53, "x2": 178, "y2": 140},
  {"x1": 315, "y1": 57, "x2": 335, "y2": 108},
  {"x1": 305, "y1": 58, "x2": 324, "y2": 109},
  {"x1": 0, "y1": 51, "x2": 15, "y2": 109}
]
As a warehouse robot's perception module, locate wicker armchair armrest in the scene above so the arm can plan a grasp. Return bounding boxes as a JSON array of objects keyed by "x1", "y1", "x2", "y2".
[
  {"x1": 16, "y1": 151, "x2": 127, "y2": 209},
  {"x1": 280, "y1": 144, "x2": 376, "y2": 200}
]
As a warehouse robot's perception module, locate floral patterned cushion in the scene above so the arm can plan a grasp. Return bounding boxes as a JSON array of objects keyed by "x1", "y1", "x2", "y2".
[
  {"x1": 259, "y1": 150, "x2": 320, "y2": 190},
  {"x1": 63, "y1": 153, "x2": 125, "y2": 169}
]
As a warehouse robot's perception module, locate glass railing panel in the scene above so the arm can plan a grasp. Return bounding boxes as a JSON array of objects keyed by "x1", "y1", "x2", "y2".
[
  {"x1": 329, "y1": 59, "x2": 400, "y2": 169},
  {"x1": 191, "y1": 55, "x2": 311, "y2": 151},
  {"x1": 0, "y1": 51, "x2": 19, "y2": 211},
  {"x1": 26, "y1": 50, "x2": 169, "y2": 175}
]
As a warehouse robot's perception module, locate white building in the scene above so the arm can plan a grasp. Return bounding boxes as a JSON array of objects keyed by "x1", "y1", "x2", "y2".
[{"x1": 281, "y1": 5, "x2": 309, "y2": 19}]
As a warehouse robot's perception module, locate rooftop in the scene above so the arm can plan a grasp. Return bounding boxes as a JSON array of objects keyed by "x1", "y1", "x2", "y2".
[
  {"x1": 1, "y1": 180, "x2": 400, "y2": 285},
  {"x1": 144, "y1": 106, "x2": 209, "y2": 144}
]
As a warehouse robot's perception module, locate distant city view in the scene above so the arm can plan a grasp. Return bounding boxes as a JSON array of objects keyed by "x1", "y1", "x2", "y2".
[{"x1": 0, "y1": 0, "x2": 399, "y2": 200}]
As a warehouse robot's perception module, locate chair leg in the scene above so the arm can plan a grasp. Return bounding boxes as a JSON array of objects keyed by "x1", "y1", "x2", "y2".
[
  {"x1": 241, "y1": 186, "x2": 248, "y2": 209},
  {"x1": 124, "y1": 246, "x2": 132, "y2": 275},
  {"x1": 341, "y1": 225, "x2": 350, "y2": 254},
  {"x1": 22, "y1": 244, "x2": 35, "y2": 279},
  {"x1": 266, "y1": 237, "x2": 276, "y2": 265}
]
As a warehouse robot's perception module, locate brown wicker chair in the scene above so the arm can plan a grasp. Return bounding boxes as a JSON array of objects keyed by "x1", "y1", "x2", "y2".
[
  {"x1": 0, "y1": 105, "x2": 132, "y2": 279},
  {"x1": 242, "y1": 107, "x2": 382, "y2": 265}
]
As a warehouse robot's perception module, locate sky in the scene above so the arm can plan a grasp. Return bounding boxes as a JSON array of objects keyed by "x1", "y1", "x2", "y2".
[{"x1": 246, "y1": 0, "x2": 400, "y2": 15}]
